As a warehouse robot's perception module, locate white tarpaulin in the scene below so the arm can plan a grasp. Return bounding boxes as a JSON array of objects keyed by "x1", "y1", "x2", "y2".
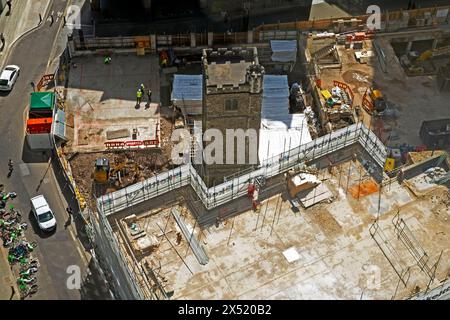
[
  {"x1": 270, "y1": 40, "x2": 297, "y2": 62},
  {"x1": 259, "y1": 75, "x2": 312, "y2": 162}
]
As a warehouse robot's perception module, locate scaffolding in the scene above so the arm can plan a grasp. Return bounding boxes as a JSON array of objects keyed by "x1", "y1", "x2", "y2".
[
  {"x1": 98, "y1": 122, "x2": 388, "y2": 217},
  {"x1": 369, "y1": 221, "x2": 412, "y2": 289},
  {"x1": 392, "y1": 212, "x2": 442, "y2": 292},
  {"x1": 92, "y1": 122, "x2": 389, "y2": 300}
]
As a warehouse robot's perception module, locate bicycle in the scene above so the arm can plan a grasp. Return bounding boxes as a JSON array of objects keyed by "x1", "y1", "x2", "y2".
[
  {"x1": 19, "y1": 265, "x2": 38, "y2": 276},
  {"x1": 19, "y1": 283, "x2": 38, "y2": 300},
  {"x1": 19, "y1": 257, "x2": 39, "y2": 268}
]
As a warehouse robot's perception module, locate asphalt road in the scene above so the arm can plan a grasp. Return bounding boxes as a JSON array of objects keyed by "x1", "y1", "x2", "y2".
[{"x1": 0, "y1": 0, "x2": 110, "y2": 300}]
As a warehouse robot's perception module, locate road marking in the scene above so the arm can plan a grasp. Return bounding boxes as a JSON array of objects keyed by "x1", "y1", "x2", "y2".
[{"x1": 19, "y1": 163, "x2": 31, "y2": 176}]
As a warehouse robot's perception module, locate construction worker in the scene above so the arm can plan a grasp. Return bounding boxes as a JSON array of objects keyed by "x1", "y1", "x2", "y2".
[
  {"x1": 139, "y1": 83, "x2": 145, "y2": 93},
  {"x1": 7, "y1": 159, "x2": 13, "y2": 178},
  {"x1": 136, "y1": 89, "x2": 143, "y2": 106},
  {"x1": 145, "y1": 89, "x2": 152, "y2": 108}
]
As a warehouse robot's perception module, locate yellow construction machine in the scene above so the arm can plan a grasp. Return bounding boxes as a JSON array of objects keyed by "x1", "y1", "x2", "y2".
[
  {"x1": 93, "y1": 158, "x2": 128, "y2": 185},
  {"x1": 362, "y1": 87, "x2": 387, "y2": 114}
]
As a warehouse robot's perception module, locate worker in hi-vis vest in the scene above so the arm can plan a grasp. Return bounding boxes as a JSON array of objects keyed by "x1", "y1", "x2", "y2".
[{"x1": 136, "y1": 89, "x2": 143, "y2": 105}]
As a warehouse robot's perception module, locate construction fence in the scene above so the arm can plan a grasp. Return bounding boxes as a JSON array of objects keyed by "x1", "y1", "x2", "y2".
[
  {"x1": 98, "y1": 122, "x2": 387, "y2": 217},
  {"x1": 88, "y1": 208, "x2": 147, "y2": 300}
]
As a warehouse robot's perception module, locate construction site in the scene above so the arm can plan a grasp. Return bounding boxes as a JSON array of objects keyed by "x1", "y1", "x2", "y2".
[{"x1": 49, "y1": 4, "x2": 450, "y2": 300}]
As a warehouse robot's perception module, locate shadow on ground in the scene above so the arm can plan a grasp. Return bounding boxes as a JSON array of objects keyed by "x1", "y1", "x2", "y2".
[
  {"x1": 50, "y1": 153, "x2": 92, "y2": 252},
  {"x1": 79, "y1": 257, "x2": 113, "y2": 300},
  {"x1": 21, "y1": 142, "x2": 51, "y2": 164}
]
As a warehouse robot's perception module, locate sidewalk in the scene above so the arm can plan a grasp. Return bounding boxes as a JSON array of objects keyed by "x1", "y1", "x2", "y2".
[
  {"x1": 0, "y1": 0, "x2": 52, "y2": 69},
  {"x1": 0, "y1": 246, "x2": 19, "y2": 300}
]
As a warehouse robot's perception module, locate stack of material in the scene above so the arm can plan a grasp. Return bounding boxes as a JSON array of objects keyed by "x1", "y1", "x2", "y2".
[
  {"x1": 407, "y1": 151, "x2": 445, "y2": 164},
  {"x1": 135, "y1": 235, "x2": 159, "y2": 257},
  {"x1": 122, "y1": 215, "x2": 160, "y2": 258},
  {"x1": 287, "y1": 172, "x2": 321, "y2": 198}
]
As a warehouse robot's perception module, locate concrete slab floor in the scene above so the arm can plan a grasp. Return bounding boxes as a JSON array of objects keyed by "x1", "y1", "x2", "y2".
[
  {"x1": 114, "y1": 160, "x2": 450, "y2": 300},
  {"x1": 63, "y1": 54, "x2": 162, "y2": 153}
]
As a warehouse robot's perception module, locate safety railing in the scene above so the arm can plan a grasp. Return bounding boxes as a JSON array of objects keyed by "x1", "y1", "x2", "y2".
[{"x1": 98, "y1": 122, "x2": 387, "y2": 216}]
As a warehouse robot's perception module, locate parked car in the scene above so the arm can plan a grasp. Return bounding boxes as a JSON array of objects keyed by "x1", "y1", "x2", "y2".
[
  {"x1": 0, "y1": 65, "x2": 20, "y2": 91},
  {"x1": 30, "y1": 195, "x2": 57, "y2": 232}
]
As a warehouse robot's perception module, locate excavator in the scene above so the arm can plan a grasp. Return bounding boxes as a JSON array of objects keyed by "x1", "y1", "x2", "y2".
[{"x1": 93, "y1": 158, "x2": 136, "y2": 185}]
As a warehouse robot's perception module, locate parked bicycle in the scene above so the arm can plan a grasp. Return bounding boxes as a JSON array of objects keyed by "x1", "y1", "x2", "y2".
[
  {"x1": 19, "y1": 257, "x2": 39, "y2": 267},
  {"x1": 19, "y1": 284, "x2": 38, "y2": 299},
  {"x1": 19, "y1": 265, "x2": 38, "y2": 276},
  {"x1": 17, "y1": 275, "x2": 37, "y2": 285}
]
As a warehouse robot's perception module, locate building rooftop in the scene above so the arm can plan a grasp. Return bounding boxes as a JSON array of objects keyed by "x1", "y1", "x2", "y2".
[
  {"x1": 206, "y1": 61, "x2": 252, "y2": 87},
  {"x1": 202, "y1": 47, "x2": 264, "y2": 94}
]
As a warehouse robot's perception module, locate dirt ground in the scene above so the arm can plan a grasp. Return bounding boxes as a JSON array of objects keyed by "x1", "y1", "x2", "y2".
[
  {"x1": 317, "y1": 36, "x2": 450, "y2": 147},
  {"x1": 67, "y1": 113, "x2": 177, "y2": 206}
]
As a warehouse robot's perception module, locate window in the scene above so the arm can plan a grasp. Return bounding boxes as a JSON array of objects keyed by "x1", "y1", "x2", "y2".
[{"x1": 225, "y1": 99, "x2": 238, "y2": 111}]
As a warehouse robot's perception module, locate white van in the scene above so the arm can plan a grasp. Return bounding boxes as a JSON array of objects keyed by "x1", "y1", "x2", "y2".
[{"x1": 30, "y1": 195, "x2": 57, "y2": 232}]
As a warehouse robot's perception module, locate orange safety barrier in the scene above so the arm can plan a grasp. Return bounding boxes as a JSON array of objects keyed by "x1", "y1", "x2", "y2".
[
  {"x1": 37, "y1": 74, "x2": 55, "y2": 92},
  {"x1": 105, "y1": 139, "x2": 159, "y2": 149},
  {"x1": 143, "y1": 139, "x2": 159, "y2": 146},
  {"x1": 105, "y1": 141, "x2": 125, "y2": 148},
  {"x1": 124, "y1": 140, "x2": 143, "y2": 147},
  {"x1": 348, "y1": 180, "x2": 379, "y2": 199},
  {"x1": 333, "y1": 80, "x2": 355, "y2": 102}
]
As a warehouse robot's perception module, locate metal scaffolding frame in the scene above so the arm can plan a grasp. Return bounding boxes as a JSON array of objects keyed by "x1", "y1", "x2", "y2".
[
  {"x1": 369, "y1": 221, "x2": 411, "y2": 288},
  {"x1": 98, "y1": 123, "x2": 388, "y2": 217},
  {"x1": 392, "y1": 212, "x2": 442, "y2": 292},
  {"x1": 92, "y1": 122, "x2": 389, "y2": 300}
]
